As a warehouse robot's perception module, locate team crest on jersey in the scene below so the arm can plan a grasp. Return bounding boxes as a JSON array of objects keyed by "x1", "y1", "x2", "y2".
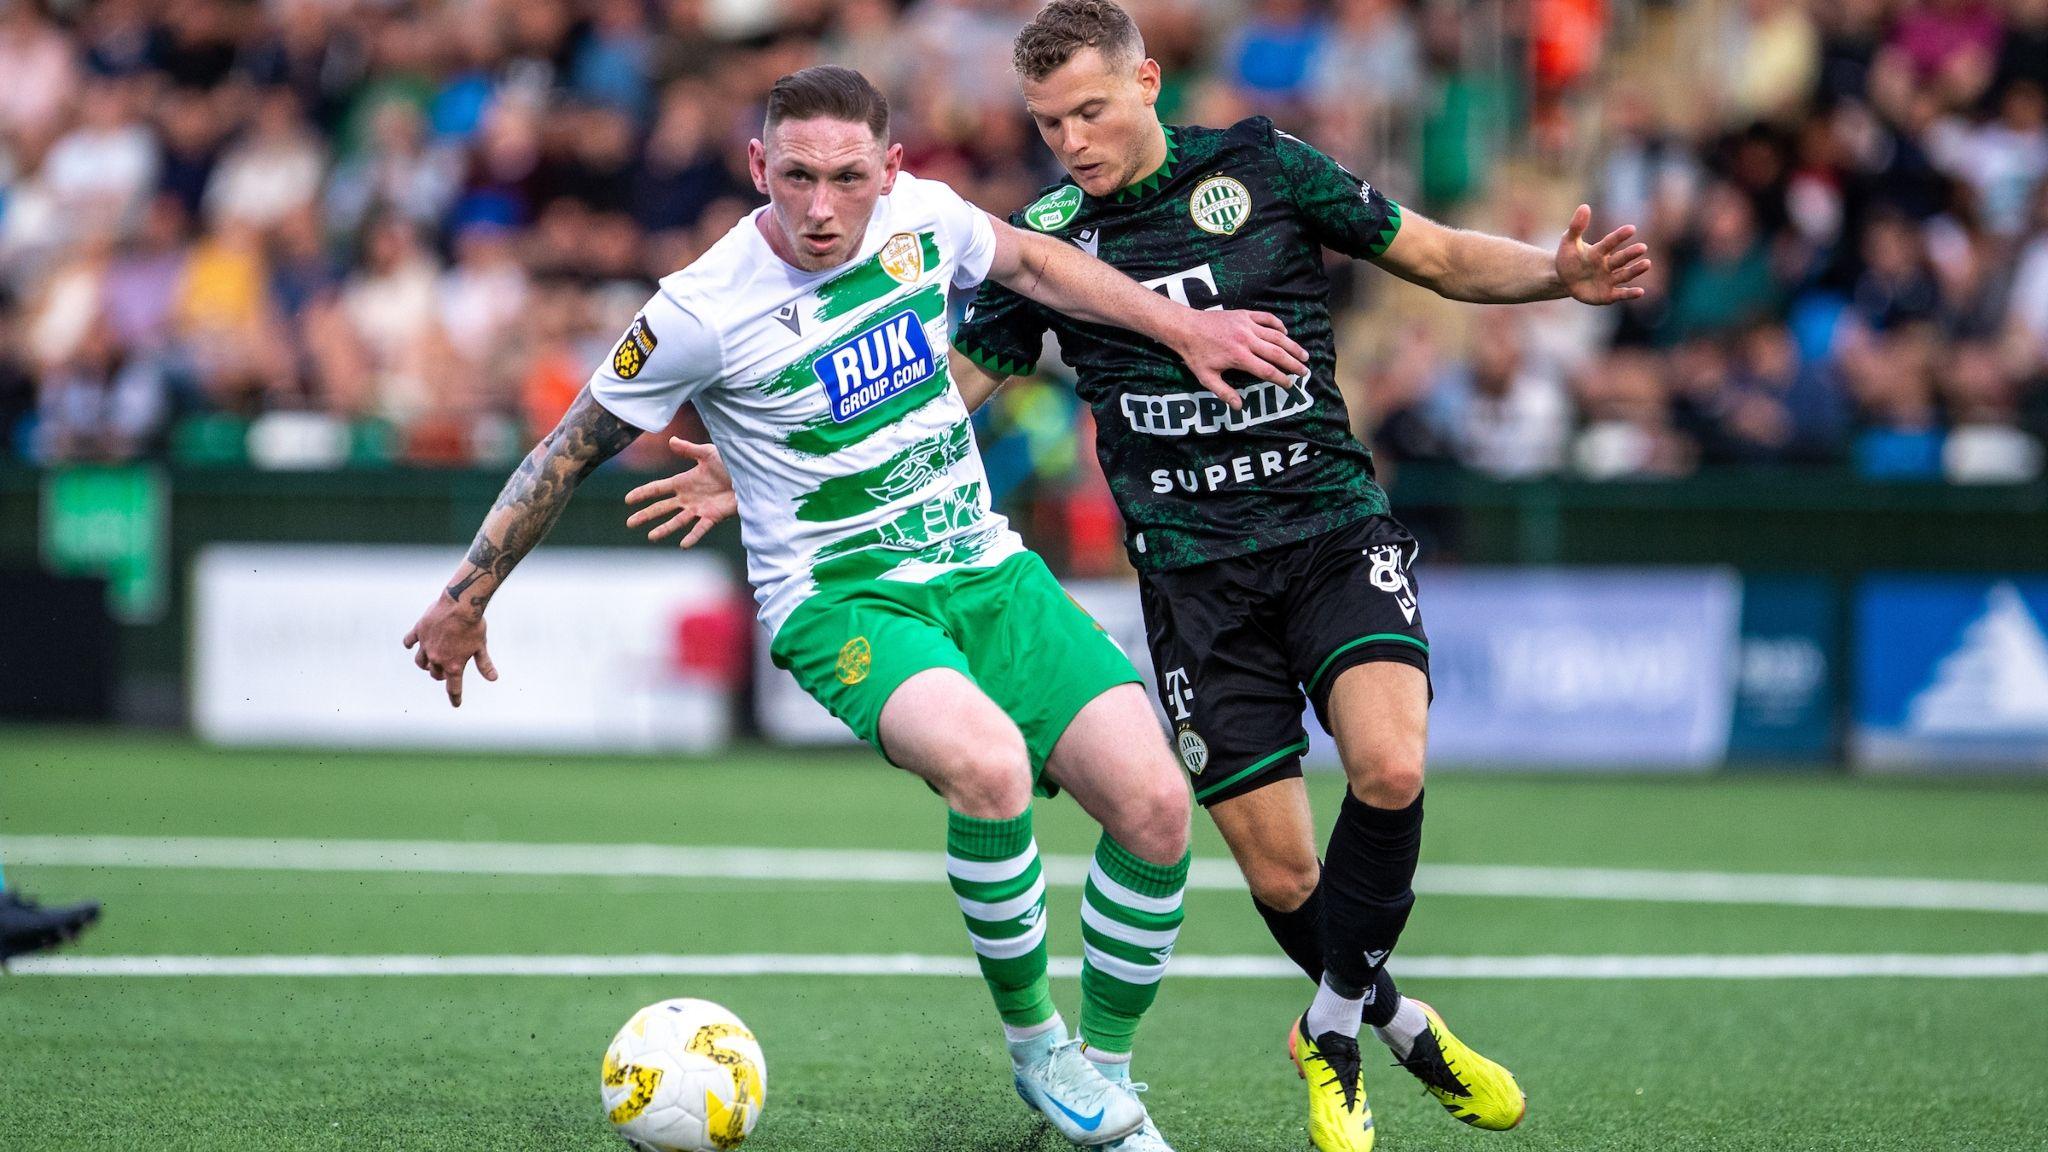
[
  {"x1": 611, "y1": 314, "x2": 657, "y2": 379},
  {"x1": 1189, "y1": 176, "x2": 1251, "y2": 235},
  {"x1": 814, "y1": 308, "x2": 938, "y2": 422},
  {"x1": 1025, "y1": 184, "x2": 1083, "y2": 232},
  {"x1": 836, "y1": 636, "x2": 872, "y2": 685},
  {"x1": 1175, "y1": 725, "x2": 1209, "y2": 775},
  {"x1": 880, "y1": 231, "x2": 924, "y2": 284}
]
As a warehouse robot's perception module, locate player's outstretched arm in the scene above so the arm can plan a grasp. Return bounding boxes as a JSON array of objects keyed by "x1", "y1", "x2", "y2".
[
  {"x1": 404, "y1": 388, "x2": 641, "y2": 706},
  {"x1": 984, "y1": 216, "x2": 1307, "y2": 409},
  {"x1": 624, "y1": 437, "x2": 735, "y2": 548},
  {"x1": 1375, "y1": 204, "x2": 1651, "y2": 306}
]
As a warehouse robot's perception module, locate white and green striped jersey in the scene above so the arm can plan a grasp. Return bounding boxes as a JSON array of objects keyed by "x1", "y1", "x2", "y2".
[{"x1": 588, "y1": 172, "x2": 1024, "y2": 636}]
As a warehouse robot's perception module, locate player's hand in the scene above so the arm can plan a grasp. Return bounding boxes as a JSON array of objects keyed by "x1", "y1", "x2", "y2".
[
  {"x1": 1557, "y1": 204, "x2": 1652, "y2": 305},
  {"x1": 1167, "y1": 309, "x2": 1308, "y2": 410},
  {"x1": 403, "y1": 598, "x2": 497, "y2": 708},
  {"x1": 624, "y1": 438, "x2": 735, "y2": 549}
]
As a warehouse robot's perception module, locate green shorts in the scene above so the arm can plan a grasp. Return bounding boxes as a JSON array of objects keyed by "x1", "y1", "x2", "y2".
[{"x1": 770, "y1": 550, "x2": 1141, "y2": 791}]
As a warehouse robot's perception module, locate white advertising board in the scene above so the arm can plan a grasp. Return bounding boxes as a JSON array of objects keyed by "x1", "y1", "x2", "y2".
[{"x1": 194, "y1": 545, "x2": 738, "y2": 751}]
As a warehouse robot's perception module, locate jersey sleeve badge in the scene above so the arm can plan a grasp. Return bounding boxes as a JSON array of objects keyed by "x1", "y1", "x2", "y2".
[
  {"x1": 1024, "y1": 184, "x2": 1083, "y2": 232},
  {"x1": 612, "y1": 314, "x2": 658, "y2": 379}
]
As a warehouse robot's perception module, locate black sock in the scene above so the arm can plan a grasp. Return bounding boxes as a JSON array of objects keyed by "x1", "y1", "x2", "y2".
[
  {"x1": 1252, "y1": 879, "x2": 1325, "y2": 983},
  {"x1": 1319, "y1": 789, "x2": 1423, "y2": 1002},
  {"x1": 1361, "y1": 964, "x2": 1401, "y2": 1028}
]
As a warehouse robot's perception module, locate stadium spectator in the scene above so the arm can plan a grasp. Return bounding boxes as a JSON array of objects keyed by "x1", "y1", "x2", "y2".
[
  {"x1": 0, "y1": 1, "x2": 79, "y2": 144},
  {"x1": 206, "y1": 89, "x2": 328, "y2": 231},
  {"x1": 1439, "y1": 310, "x2": 1572, "y2": 478}
]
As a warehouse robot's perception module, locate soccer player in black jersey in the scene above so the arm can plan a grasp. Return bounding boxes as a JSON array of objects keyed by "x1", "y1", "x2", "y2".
[{"x1": 626, "y1": 4, "x2": 1651, "y2": 1149}]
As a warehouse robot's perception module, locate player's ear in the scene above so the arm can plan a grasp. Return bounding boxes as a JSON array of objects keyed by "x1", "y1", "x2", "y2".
[
  {"x1": 747, "y1": 138, "x2": 770, "y2": 194},
  {"x1": 879, "y1": 140, "x2": 903, "y2": 193},
  {"x1": 1136, "y1": 57, "x2": 1161, "y2": 106}
]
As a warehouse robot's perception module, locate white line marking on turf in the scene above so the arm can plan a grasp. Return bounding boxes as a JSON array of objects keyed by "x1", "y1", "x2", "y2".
[
  {"x1": 8, "y1": 834, "x2": 2048, "y2": 915},
  {"x1": 13, "y1": 953, "x2": 2048, "y2": 979}
]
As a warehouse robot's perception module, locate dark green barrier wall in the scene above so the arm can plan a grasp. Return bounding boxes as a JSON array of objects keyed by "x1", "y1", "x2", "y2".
[{"x1": 3, "y1": 463, "x2": 2044, "y2": 714}]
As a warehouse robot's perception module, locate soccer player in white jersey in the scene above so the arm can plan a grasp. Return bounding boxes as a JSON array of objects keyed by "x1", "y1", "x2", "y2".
[{"x1": 404, "y1": 66, "x2": 1309, "y2": 1150}]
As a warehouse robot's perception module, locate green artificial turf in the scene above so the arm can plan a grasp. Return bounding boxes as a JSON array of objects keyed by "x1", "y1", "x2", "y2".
[{"x1": 3, "y1": 730, "x2": 2045, "y2": 1150}]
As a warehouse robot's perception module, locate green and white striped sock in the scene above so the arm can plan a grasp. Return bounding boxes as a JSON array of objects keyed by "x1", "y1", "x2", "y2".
[
  {"x1": 1079, "y1": 835, "x2": 1189, "y2": 1055},
  {"x1": 946, "y1": 808, "x2": 1056, "y2": 1032}
]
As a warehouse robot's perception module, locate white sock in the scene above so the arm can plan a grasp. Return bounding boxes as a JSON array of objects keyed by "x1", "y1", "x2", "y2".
[
  {"x1": 1305, "y1": 976, "x2": 1365, "y2": 1040},
  {"x1": 1004, "y1": 1013, "x2": 1064, "y2": 1048},
  {"x1": 1372, "y1": 996, "x2": 1428, "y2": 1060},
  {"x1": 1083, "y1": 1046, "x2": 1132, "y2": 1082}
]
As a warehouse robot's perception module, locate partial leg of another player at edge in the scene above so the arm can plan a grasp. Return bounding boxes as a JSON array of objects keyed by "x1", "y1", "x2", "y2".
[
  {"x1": 0, "y1": 855, "x2": 102, "y2": 969},
  {"x1": 1213, "y1": 662, "x2": 1526, "y2": 1151},
  {"x1": 883, "y1": 671, "x2": 1189, "y2": 1149}
]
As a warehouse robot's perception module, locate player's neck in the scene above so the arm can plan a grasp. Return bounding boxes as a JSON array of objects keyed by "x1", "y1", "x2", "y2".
[{"x1": 1114, "y1": 122, "x2": 1172, "y2": 197}]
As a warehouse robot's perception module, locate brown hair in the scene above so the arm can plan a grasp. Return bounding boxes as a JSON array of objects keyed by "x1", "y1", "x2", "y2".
[
  {"x1": 1013, "y1": 0, "x2": 1144, "y2": 83},
  {"x1": 763, "y1": 65, "x2": 889, "y2": 139}
]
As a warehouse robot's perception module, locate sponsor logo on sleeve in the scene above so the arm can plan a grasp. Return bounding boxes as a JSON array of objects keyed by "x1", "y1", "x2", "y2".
[
  {"x1": 814, "y1": 310, "x2": 939, "y2": 422},
  {"x1": 1024, "y1": 184, "x2": 1084, "y2": 232},
  {"x1": 611, "y1": 314, "x2": 658, "y2": 379}
]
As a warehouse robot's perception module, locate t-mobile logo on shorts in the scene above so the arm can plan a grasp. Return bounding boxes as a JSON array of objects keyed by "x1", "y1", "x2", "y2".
[
  {"x1": 1365, "y1": 545, "x2": 1417, "y2": 624},
  {"x1": 1163, "y1": 667, "x2": 1195, "y2": 721}
]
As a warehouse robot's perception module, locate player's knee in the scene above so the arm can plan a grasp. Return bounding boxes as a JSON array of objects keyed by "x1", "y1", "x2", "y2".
[
  {"x1": 1349, "y1": 742, "x2": 1425, "y2": 809},
  {"x1": 1242, "y1": 850, "x2": 1320, "y2": 912},
  {"x1": 1114, "y1": 759, "x2": 1191, "y2": 864},
  {"x1": 936, "y1": 724, "x2": 1033, "y2": 818}
]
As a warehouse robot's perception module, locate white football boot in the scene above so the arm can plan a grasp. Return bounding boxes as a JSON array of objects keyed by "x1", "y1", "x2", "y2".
[{"x1": 1009, "y1": 1025, "x2": 1148, "y2": 1145}]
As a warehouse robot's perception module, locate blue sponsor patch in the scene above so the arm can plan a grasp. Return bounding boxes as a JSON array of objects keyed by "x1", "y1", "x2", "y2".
[{"x1": 814, "y1": 309, "x2": 938, "y2": 423}]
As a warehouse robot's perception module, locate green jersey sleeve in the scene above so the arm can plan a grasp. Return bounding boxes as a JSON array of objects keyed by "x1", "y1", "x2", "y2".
[
  {"x1": 1270, "y1": 125, "x2": 1404, "y2": 260},
  {"x1": 952, "y1": 277, "x2": 1048, "y2": 379}
]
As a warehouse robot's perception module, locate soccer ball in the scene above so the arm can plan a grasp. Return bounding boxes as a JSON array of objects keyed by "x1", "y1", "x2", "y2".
[{"x1": 601, "y1": 998, "x2": 767, "y2": 1152}]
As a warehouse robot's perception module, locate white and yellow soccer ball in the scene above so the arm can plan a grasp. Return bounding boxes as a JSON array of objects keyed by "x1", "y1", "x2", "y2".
[{"x1": 601, "y1": 998, "x2": 766, "y2": 1152}]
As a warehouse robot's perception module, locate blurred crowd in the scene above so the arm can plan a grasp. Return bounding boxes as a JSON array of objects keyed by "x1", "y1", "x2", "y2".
[
  {"x1": 0, "y1": 0, "x2": 2043, "y2": 486},
  {"x1": 1353, "y1": 0, "x2": 2048, "y2": 483}
]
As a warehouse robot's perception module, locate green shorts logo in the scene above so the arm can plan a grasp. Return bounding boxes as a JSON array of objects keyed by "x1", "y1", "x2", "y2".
[
  {"x1": 836, "y1": 636, "x2": 872, "y2": 685},
  {"x1": 1175, "y1": 726, "x2": 1209, "y2": 775},
  {"x1": 1025, "y1": 185, "x2": 1083, "y2": 232},
  {"x1": 1189, "y1": 176, "x2": 1251, "y2": 235}
]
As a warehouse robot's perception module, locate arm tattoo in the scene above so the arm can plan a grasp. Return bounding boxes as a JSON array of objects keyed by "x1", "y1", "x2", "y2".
[{"x1": 445, "y1": 390, "x2": 641, "y2": 607}]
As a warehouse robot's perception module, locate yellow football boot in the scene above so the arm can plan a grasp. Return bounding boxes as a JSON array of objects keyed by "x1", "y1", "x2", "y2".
[
  {"x1": 1397, "y1": 1000, "x2": 1527, "y2": 1131},
  {"x1": 1287, "y1": 1016, "x2": 1375, "y2": 1152}
]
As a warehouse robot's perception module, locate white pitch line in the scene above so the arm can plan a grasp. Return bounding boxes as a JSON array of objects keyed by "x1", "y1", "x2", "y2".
[
  {"x1": 12, "y1": 952, "x2": 2048, "y2": 979},
  {"x1": 7, "y1": 834, "x2": 2048, "y2": 915}
]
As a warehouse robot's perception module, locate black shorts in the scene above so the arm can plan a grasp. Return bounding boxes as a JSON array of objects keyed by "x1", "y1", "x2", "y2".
[{"x1": 1138, "y1": 514, "x2": 1430, "y2": 808}]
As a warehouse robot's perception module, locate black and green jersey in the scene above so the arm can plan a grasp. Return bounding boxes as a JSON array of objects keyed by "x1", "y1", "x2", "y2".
[{"x1": 953, "y1": 116, "x2": 1401, "y2": 573}]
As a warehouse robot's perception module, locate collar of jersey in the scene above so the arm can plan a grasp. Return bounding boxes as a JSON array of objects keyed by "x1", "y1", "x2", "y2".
[{"x1": 1106, "y1": 125, "x2": 1180, "y2": 204}]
